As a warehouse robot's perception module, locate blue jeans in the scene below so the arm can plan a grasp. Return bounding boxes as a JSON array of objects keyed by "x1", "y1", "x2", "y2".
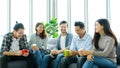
[
  {"x1": 33, "y1": 50, "x2": 44, "y2": 68},
  {"x1": 60, "y1": 56, "x2": 77, "y2": 68},
  {"x1": 82, "y1": 56, "x2": 116, "y2": 68},
  {"x1": 42, "y1": 54, "x2": 52, "y2": 68},
  {"x1": 53, "y1": 53, "x2": 64, "y2": 68},
  {"x1": 42, "y1": 53, "x2": 64, "y2": 68}
]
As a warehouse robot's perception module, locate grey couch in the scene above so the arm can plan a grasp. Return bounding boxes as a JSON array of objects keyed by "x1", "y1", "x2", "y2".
[
  {"x1": 47, "y1": 38, "x2": 120, "y2": 68},
  {"x1": 0, "y1": 54, "x2": 27, "y2": 68}
]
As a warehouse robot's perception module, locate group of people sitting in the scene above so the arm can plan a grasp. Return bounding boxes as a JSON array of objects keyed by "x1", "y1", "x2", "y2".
[{"x1": 0, "y1": 18, "x2": 118, "y2": 68}]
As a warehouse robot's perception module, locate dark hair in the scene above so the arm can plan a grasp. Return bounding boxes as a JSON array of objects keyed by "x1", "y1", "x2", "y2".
[
  {"x1": 35, "y1": 22, "x2": 47, "y2": 39},
  {"x1": 59, "y1": 20, "x2": 68, "y2": 26},
  {"x1": 93, "y1": 19, "x2": 118, "y2": 49},
  {"x1": 13, "y1": 21, "x2": 24, "y2": 31},
  {"x1": 74, "y1": 21, "x2": 85, "y2": 29}
]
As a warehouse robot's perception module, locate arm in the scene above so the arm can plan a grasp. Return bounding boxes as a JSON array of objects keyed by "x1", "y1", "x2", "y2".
[
  {"x1": 78, "y1": 35, "x2": 93, "y2": 51},
  {"x1": 22, "y1": 35, "x2": 28, "y2": 49},
  {"x1": 1, "y1": 34, "x2": 9, "y2": 55},
  {"x1": 93, "y1": 38, "x2": 115, "y2": 57},
  {"x1": 70, "y1": 37, "x2": 76, "y2": 50},
  {"x1": 66, "y1": 33, "x2": 73, "y2": 49},
  {"x1": 3, "y1": 51, "x2": 22, "y2": 56}
]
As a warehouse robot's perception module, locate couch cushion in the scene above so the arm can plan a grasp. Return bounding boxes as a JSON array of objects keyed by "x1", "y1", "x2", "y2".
[
  {"x1": 47, "y1": 38, "x2": 57, "y2": 50},
  {"x1": 117, "y1": 43, "x2": 120, "y2": 64},
  {"x1": 8, "y1": 61, "x2": 27, "y2": 68},
  {"x1": 68, "y1": 63, "x2": 77, "y2": 68}
]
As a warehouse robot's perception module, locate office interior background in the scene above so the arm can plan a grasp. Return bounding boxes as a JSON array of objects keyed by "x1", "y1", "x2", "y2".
[{"x1": 0, "y1": 0, "x2": 120, "y2": 48}]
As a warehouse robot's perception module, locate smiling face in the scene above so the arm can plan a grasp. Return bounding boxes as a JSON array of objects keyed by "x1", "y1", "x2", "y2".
[
  {"x1": 14, "y1": 28, "x2": 24, "y2": 39},
  {"x1": 95, "y1": 22, "x2": 104, "y2": 34},
  {"x1": 36, "y1": 24, "x2": 44, "y2": 34},
  {"x1": 75, "y1": 26, "x2": 85, "y2": 37},
  {"x1": 60, "y1": 23, "x2": 68, "y2": 33}
]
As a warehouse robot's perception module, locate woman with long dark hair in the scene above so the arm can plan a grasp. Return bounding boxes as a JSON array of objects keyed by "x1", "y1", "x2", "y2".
[
  {"x1": 78, "y1": 19, "x2": 118, "y2": 68},
  {"x1": 28, "y1": 22, "x2": 50, "y2": 68}
]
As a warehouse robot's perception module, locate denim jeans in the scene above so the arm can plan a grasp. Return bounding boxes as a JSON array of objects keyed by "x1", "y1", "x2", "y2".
[
  {"x1": 53, "y1": 53, "x2": 64, "y2": 68},
  {"x1": 33, "y1": 50, "x2": 44, "y2": 68},
  {"x1": 60, "y1": 56, "x2": 77, "y2": 68},
  {"x1": 42, "y1": 53, "x2": 64, "y2": 68},
  {"x1": 41, "y1": 54, "x2": 54, "y2": 68},
  {"x1": 82, "y1": 56, "x2": 116, "y2": 68}
]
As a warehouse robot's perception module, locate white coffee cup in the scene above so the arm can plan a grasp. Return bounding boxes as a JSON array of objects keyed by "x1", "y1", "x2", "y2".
[{"x1": 31, "y1": 44, "x2": 37, "y2": 48}]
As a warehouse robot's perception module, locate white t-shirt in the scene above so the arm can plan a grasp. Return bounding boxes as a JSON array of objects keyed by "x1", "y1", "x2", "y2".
[
  {"x1": 60, "y1": 35, "x2": 66, "y2": 49},
  {"x1": 9, "y1": 38, "x2": 20, "y2": 52}
]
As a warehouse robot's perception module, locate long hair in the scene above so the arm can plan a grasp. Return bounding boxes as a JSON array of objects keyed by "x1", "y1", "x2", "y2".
[
  {"x1": 93, "y1": 19, "x2": 118, "y2": 49},
  {"x1": 35, "y1": 22, "x2": 47, "y2": 39}
]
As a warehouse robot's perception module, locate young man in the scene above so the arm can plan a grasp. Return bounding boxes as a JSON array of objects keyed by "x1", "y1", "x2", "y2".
[
  {"x1": 60, "y1": 21, "x2": 93, "y2": 68},
  {"x1": 42, "y1": 21, "x2": 73, "y2": 68},
  {"x1": 0, "y1": 23, "x2": 38, "y2": 68}
]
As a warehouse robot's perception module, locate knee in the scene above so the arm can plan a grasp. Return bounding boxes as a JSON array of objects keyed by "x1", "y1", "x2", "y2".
[
  {"x1": 60, "y1": 57, "x2": 67, "y2": 64},
  {"x1": 43, "y1": 54, "x2": 51, "y2": 61}
]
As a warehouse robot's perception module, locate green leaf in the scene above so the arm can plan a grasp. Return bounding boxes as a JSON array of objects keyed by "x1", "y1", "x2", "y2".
[{"x1": 53, "y1": 33, "x2": 58, "y2": 38}]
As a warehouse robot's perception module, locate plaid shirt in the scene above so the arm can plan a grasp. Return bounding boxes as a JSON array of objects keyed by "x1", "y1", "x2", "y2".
[{"x1": 1, "y1": 32, "x2": 28, "y2": 54}]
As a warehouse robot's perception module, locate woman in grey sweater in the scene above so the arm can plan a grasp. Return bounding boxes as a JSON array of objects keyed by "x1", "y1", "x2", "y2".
[
  {"x1": 79, "y1": 19, "x2": 118, "y2": 68},
  {"x1": 28, "y1": 23, "x2": 50, "y2": 68}
]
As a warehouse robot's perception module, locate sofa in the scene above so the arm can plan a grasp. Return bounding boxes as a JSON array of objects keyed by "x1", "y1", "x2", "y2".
[
  {"x1": 47, "y1": 38, "x2": 120, "y2": 68},
  {"x1": 0, "y1": 52, "x2": 27, "y2": 68}
]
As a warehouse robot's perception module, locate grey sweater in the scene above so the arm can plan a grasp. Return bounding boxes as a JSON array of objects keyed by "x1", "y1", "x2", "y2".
[
  {"x1": 93, "y1": 34, "x2": 116, "y2": 62},
  {"x1": 28, "y1": 33, "x2": 50, "y2": 54}
]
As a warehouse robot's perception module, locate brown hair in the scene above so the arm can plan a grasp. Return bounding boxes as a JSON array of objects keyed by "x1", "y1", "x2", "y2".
[
  {"x1": 93, "y1": 19, "x2": 118, "y2": 49},
  {"x1": 35, "y1": 22, "x2": 47, "y2": 39}
]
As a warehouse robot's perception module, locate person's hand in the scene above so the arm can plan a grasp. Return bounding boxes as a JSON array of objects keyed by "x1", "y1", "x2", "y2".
[
  {"x1": 50, "y1": 50, "x2": 58, "y2": 55},
  {"x1": 78, "y1": 50, "x2": 92, "y2": 56},
  {"x1": 22, "y1": 52, "x2": 29, "y2": 57},
  {"x1": 50, "y1": 53, "x2": 55, "y2": 58},
  {"x1": 87, "y1": 54, "x2": 94, "y2": 61},
  {"x1": 16, "y1": 50, "x2": 22, "y2": 56},
  {"x1": 70, "y1": 50, "x2": 78, "y2": 56},
  {"x1": 32, "y1": 46, "x2": 39, "y2": 50}
]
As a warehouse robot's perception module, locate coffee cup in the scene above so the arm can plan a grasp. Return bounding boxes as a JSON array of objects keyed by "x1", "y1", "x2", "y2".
[
  {"x1": 64, "y1": 50, "x2": 70, "y2": 57},
  {"x1": 31, "y1": 44, "x2": 37, "y2": 48},
  {"x1": 22, "y1": 49, "x2": 29, "y2": 55}
]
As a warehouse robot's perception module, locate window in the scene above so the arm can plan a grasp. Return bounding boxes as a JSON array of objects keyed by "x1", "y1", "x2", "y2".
[
  {"x1": 11, "y1": 0, "x2": 29, "y2": 36},
  {"x1": 57, "y1": 0, "x2": 67, "y2": 24},
  {"x1": 88, "y1": 0, "x2": 106, "y2": 37},
  {"x1": 33, "y1": 0, "x2": 47, "y2": 33},
  {"x1": 0, "y1": 0, "x2": 7, "y2": 47},
  {"x1": 71, "y1": 0, "x2": 84, "y2": 35},
  {"x1": 111, "y1": 0, "x2": 120, "y2": 41}
]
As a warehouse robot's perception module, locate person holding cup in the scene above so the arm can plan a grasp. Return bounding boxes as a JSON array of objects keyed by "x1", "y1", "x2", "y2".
[
  {"x1": 28, "y1": 22, "x2": 50, "y2": 68},
  {"x1": 60, "y1": 21, "x2": 93, "y2": 68},
  {"x1": 42, "y1": 21, "x2": 73, "y2": 68},
  {"x1": 80, "y1": 19, "x2": 118, "y2": 68},
  {"x1": 1, "y1": 22, "x2": 38, "y2": 68}
]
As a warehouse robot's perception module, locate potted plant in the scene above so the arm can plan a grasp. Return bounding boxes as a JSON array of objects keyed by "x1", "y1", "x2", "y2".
[{"x1": 45, "y1": 18, "x2": 59, "y2": 38}]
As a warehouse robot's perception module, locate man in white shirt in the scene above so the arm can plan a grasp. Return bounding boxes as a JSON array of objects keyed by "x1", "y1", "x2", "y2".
[{"x1": 42, "y1": 21, "x2": 73, "y2": 68}]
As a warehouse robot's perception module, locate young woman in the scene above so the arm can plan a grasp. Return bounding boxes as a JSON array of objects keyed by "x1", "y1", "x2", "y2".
[
  {"x1": 79, "y1": 19, "x2": 118, "y2": 68},
  {"x1": 28, "y1": 23, "x2": 50, "y2": 68}
]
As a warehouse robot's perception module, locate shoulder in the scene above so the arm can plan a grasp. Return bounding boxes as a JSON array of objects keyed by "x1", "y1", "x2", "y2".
[
  {"x1": 30, "y1": 33, "x2": 37, "y2": 38},
  {"x1": 21, "y1": 34, "x2": 27, "y2": 39},
  {"x1": 67, "y1": 33, "x2": 73, "y2": 37},
  {"x1": 104, "y1": 35, "x2": 115, "y2": 42},
  {"x1": 85, "y1": 33, "x2": 92, "y2": 39},
  {"x1": 4, "y1": 32, "x2": 12, "y2": 38},
  {"x1": 72, "y1": 35, "x2": 78, "y2": 40},
  {"x1": 31, "y1": 33, "x2": 36, "y2": 37}
]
